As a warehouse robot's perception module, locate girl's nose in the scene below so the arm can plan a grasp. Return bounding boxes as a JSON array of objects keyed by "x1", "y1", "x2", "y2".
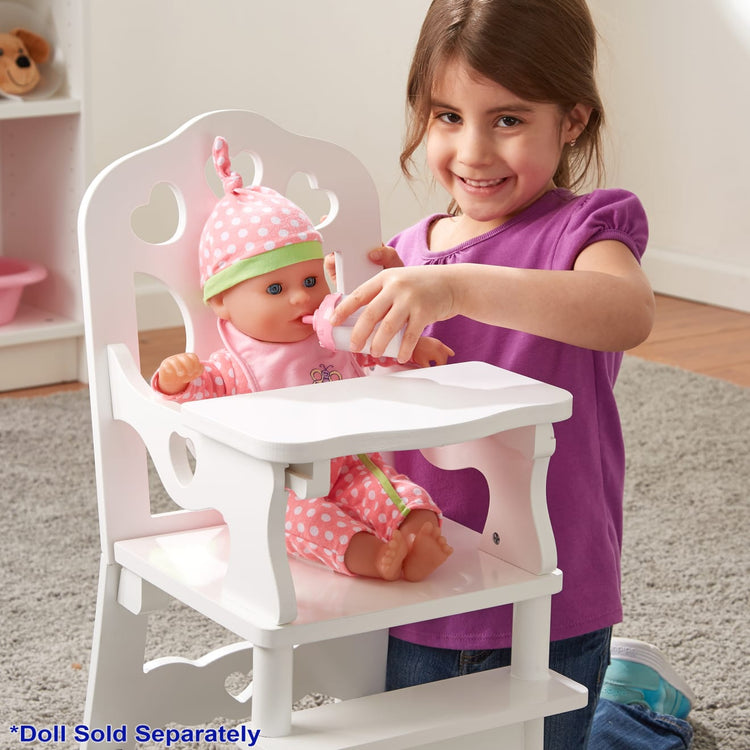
[{"x1": 458, "y1": 127, "x2": 494, "y2": 167}]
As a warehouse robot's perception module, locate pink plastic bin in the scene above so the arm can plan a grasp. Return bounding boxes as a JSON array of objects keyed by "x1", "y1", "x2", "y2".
[{"x1": 0, "y1": 257, "x2": 48, "y2": 325}]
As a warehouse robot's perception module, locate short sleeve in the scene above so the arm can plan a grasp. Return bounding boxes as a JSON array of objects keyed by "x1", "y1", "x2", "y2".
[{"x1": 555, "y1": 189, "x2": 649, "y2": 268}]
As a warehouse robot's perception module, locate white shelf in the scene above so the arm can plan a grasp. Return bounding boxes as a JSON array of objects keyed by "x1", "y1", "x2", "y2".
[
  {"x1": 0, "y1": 0, "x2": 87, "y2": 391},
  {"x1": 0, "y1": 303, "x2": 82, "y2": 346},
  {"x1": 0, "y1": 96, "x2": 81, "y2": 120},
  {"x1": 0, "y1": 305, "x2": 82, "y2": 390}
]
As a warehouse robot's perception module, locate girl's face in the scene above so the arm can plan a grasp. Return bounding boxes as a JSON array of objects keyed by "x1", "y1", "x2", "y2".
[
  {"x1": 208, "y1": 258, "x2": 329, "y2": 343},
  {"x1": 426, "y1": 59, "x2": 588, "y2": 234}
]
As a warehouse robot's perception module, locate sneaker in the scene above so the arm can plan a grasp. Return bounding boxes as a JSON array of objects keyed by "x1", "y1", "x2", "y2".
[{"x1": 601, "y1": 637, "x2": 695, "y2": 719}]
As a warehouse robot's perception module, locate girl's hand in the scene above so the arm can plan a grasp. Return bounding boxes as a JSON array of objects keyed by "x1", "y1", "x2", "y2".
[
  {"x1": 324, "y1": 245, "x2": 404, "y2": 288},
  {"x1": 330, "y1": 265, "x2": 457, "y2": 363},
  {"x1": 367, "y1": 245, "x2": 404, "y2": 270},
  {"x1": 411, "y1": 336, "x2": 455, "y2": 368},
  {"x1": 157, "y1": 353, "x2": 203, "y2": 395}
]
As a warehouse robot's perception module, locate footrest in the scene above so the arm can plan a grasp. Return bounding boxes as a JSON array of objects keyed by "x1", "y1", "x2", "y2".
[{"x1": 242, "y1": 667, "x2": 587, "y2": 749}]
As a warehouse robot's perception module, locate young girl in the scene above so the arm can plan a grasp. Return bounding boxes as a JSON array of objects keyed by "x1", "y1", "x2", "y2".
[
  {"x1": 328, "y1": 1, "x2": 662, "y2": 747},
  {"x1": 153, "y1": 136, "x2": 454, "y2": 583}
]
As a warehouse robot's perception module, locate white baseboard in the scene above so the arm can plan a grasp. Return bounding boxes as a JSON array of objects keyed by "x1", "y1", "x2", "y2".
[{"x1": 642, "y1": 247, "x2": 750, "y2": 313}]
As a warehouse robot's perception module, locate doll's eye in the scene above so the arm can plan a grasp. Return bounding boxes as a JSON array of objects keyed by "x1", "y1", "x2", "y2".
[
  {"x1": 266, "y1": 282, "x2": 283, "y2": 295},
  {"x1": 303, "y1": 276, "x2": 317, "y2": 288}
]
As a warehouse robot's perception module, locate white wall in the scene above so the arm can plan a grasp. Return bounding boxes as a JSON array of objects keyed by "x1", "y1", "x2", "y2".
[
  {"x1": 88, "y1": 1, "x2": 750, "y2": 315},
  {"x1": 88, "y1": 0, "x2": 438, "y2": 245},
  {"x1": 590, "y1": 0, "x2": 750, "y2": 311}
]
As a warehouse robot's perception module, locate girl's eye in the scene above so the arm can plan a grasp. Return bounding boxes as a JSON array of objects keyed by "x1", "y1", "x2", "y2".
[
  {"x1": 436, "y1": 111, "x2": 462, "y2": 125},
  {"x1": 303, "y1": 276, "x2": 317, "y2": 288},
  {"x1": 266, "y1": 282, "x2": 283, "y2": 295},
  {"x1": 497, "y1": 116, "x2": 521, "y2": 128}
]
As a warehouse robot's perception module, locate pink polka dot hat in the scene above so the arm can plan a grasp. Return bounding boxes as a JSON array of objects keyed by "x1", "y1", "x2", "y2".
[{"x1": 200, "y1": 136, "x2": 323, "y2": 301}]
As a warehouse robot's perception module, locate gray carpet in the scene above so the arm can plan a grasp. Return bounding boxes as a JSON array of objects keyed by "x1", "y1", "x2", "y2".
[{"x1": 1, "y1": 356, "x2": 748, "y2": 749}]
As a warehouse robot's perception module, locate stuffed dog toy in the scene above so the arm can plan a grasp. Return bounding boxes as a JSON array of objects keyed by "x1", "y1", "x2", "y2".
[{"x1": 0, "y1": 27, "x2": 50, "y2": 96}]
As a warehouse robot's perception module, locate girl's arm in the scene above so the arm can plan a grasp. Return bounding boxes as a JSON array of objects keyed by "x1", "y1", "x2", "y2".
[{"x1": 330, "y1": 240, "x2": 655, "y2": 362}]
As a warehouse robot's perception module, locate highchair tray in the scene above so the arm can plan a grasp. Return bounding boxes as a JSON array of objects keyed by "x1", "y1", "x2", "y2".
[{"x1": 178, "y1": 361, "x2": 572, "y2": 464}]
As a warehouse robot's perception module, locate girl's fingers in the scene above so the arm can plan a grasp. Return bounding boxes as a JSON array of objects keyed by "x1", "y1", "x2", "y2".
[
  {"x1": 323, "y1": 252, "x2": 337, "y2": 283},
  {"x1": 330, "y1": 277, "x2": 379, "y2": 325},
  {"x1": 370, "y1": 245, "x2": 403, "y2": 269},
  {"x1": 397, "y1": 323, "x2": 423, "y2": 364},
  {"x1": 347, "y1": 290, "x2": 398, "y2": 353},
  {"x1": 367, "y1": 308, "x2": 411, "y2": 360}
]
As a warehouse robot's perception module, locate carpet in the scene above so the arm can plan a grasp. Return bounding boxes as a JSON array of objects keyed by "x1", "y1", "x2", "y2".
[{"x1": 1, "y1": 356, "x2": 748, "y2": 749}]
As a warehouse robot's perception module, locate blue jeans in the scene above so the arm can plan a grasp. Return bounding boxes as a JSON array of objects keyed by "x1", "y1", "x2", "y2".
[
  {"x1": 590, "y1": 700, "x2": 693, "y2": 750},
  {"x1": 387, "y1": 629, "x2": 693, "y2": 749}
]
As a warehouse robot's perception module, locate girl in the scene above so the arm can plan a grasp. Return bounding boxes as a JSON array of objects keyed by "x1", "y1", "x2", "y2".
[
  {"x1": 328, "y1": 1, "x2": 681, "y2": 747},
  {"x1": 153, "y1": 136, "x2": 454, "y2": 583}
]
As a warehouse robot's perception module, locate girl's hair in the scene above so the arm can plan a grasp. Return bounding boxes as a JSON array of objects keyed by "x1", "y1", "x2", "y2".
[{"x1": 402, "y1": 0, "x2": 605, "y2": 198}]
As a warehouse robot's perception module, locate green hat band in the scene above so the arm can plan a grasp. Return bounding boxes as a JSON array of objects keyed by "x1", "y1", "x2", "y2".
[{"x1": 203, "y1": 240, "x2": 324, "y2": 301}]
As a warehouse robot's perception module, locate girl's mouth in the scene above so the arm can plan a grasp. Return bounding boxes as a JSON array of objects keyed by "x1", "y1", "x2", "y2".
[{"x1": 461, "y1": 176, "x2": 507, "y2": 188}]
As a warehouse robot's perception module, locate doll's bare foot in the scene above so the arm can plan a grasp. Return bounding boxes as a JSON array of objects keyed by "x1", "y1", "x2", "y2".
[
  {"x1": 345, "y1": 529, "x2": 408, "y2": 580},
  {"x1": 375, "y1": 529, "x2": 409, "y2": 581},
  {"x1": 402, "y1": 522, "x2": 453, "y2": 582}
]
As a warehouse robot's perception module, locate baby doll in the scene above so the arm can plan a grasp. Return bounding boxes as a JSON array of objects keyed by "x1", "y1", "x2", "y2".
[{"x1": 152, "y1": 136, "x2": 453, "y2": 582}]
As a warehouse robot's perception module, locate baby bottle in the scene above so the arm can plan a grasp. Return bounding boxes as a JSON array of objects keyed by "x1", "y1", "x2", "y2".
[{"x1": 303, "y1": 293, "x2": 404, "y2": 359}]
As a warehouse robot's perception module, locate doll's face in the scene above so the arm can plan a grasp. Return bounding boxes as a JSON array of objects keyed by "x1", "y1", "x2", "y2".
[{"x1": 208, "y1": 258, "x2": 330, "y2": 343}]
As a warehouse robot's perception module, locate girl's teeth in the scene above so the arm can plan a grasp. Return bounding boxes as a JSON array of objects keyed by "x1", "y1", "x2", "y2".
[{"x1": 464, "y1": 177, "x2": 505, "y2": 187}]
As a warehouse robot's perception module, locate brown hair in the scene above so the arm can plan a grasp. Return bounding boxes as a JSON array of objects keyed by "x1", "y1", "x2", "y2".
[{"x1": 402, "y1": 0, "x2": 605, "y2": 201}]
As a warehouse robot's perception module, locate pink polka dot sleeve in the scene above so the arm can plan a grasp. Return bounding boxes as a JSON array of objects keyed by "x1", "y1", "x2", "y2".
[{"x1": 151, "y1": 350, "x2": 252, "y2": 402}]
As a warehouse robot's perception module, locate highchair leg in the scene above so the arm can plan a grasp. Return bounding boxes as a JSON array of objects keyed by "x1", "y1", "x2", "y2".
[
  {"x1": 82, "y1": 559, "x2": 153, "y2": 750},
  {"x1": 85, "y1": 559, "x2": 258, "y2": 749},
  {"x1": 251, "y1": 644, "x2": 294, "y2": 737},
  {"x1": 511, "y1": 596, "x2": 553, "y2": 750}
]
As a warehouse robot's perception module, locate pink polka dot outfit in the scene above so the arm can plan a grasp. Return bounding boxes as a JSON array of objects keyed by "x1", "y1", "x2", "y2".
[
  {"x1": 287, "y1": 455, "x2": 435, "y2": 574},
  {"x1": 152, "y1": 136, "x2": 442, "y2": 575}
]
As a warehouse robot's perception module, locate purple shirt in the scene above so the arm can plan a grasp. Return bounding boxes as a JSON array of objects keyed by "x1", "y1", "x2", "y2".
[{"x1": 389, "y1": 188, "x2": 649, "y2": 649}]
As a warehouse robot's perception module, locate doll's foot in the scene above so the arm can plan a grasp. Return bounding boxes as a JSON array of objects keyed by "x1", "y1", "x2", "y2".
[
  {"x1": 402, "y1": 522, "x2": 453, "y2": 582},
  {"x1": 375, "y1": 529, "x2": 409, "y2": 581}
]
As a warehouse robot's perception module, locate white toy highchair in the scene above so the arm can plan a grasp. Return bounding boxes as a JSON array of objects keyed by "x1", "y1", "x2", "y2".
[{"x1": 78, "y1": 109, "x2": 586, "y2": 749}]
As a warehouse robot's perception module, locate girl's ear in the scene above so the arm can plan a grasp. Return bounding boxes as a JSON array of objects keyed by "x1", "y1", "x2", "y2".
[
  {"x1": 207, "y1": 292, "x2": 231, "y2": 320},
  {"x1": 564, "y1": 103, "x2": 593, "y2": 142}
]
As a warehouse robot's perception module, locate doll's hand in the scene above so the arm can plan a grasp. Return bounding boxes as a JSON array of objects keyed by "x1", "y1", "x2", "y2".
[
  {"x1": 411, "y1": 336, "x2": 455, "y2": 368},
  {"x1": 157, "y1": 353, "x2": 204, "y2": 395},
  {"x1": 330, "y1": 265, "x2": 456, "y2": 364}
]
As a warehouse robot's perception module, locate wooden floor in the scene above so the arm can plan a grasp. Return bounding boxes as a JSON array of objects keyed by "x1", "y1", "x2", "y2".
[
  {"x1": 628, "y1": 295, "x2": 750, "y2": 387},
  {"x1": 3, "y1": 295, "x2": 750, "y2": 398}
]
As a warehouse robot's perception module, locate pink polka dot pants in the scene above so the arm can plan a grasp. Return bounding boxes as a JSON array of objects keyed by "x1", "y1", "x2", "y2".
[{"x1": 284, "y1": 452, "x2": 441, "y2": 575}]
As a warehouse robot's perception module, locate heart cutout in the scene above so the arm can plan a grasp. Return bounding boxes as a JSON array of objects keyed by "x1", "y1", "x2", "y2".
[
  {"x1": 284, "y1": 171, "x2": 337, "y2": 228},
  {"x1": 130, "y1": 182, "x2": 182, "y2": 244}
]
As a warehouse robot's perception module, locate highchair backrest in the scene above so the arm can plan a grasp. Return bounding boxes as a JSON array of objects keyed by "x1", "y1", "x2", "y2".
[{"x1": 78, "y1": 110, "x2": 383, "y2": 562}]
